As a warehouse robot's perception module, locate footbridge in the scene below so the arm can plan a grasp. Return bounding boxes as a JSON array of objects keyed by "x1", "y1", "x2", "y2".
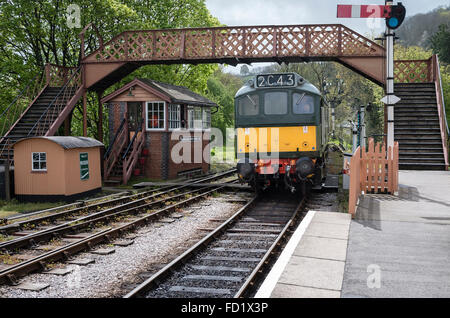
[{"x1": 0, "y1": 23, "x2": 448, "y2": 171}]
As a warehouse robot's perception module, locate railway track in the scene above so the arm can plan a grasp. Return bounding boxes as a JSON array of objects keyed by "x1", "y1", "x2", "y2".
[
  {"x1": 124, "y1": 192, "x2": 306, "y2": 298},
  {"x1": 0, "y1": 170, "x2": 237, "y2": 250},
  {"x1": 0, "y1": 169, "x2": 236, "y2": 234},
  {"x1": 0, "y1": 169, "x2": 242, "y2": 285}
]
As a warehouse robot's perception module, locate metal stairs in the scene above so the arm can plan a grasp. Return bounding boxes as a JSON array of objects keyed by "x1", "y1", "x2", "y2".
[
  {"x1": 394, "y1": 83, "x2": 446, "y2": 170},
  {"x1": 0, "y1": 65, "x2": 82, "y2": 166}
]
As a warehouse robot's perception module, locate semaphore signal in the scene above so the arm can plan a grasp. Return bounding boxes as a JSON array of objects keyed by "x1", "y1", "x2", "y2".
[{"x1": 337, "y1": 4, "x2": 391, "y2": 18}]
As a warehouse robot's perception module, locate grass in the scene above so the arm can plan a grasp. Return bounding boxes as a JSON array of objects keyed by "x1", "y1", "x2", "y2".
[
  {"x1": 0, "y1": 199, "x2": 64, "y2": 219},
  {"x1": 0, "y1": 190, "x2": 119, "y2": 220},
  {"x1": 0, "y1": 252, "x2": 20, "y2": 265},
  {"x1": 211, "y1": 146, "x2": 236, "y2": 165}
]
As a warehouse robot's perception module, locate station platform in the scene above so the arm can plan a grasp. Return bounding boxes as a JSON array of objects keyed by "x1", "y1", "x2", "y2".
[{"x1": 255, "y1": 170, "x2": 450, "y2": 298}]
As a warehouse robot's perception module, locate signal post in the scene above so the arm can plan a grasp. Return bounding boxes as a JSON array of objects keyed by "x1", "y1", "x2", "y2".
[{"x1": 337, "y1": 1, "x2": 406, "y2": 150}]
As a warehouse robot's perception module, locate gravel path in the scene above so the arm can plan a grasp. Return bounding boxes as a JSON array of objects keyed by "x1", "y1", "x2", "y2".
[{"x1": 0, "y1": 194, "x2": 250, "y2": 298}]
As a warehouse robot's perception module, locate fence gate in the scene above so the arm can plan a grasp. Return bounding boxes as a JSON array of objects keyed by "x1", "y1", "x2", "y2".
[{"x1": 348, "y1": 138, "x2": 399, "y2": 216}]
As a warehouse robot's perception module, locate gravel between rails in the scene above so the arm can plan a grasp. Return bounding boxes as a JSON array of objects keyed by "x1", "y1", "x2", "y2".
[{"x1": 0, "y1": 195, "x2": 250, "y2": 298}]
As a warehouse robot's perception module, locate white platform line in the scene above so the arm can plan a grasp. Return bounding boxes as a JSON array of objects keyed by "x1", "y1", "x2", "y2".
[{"x1": 254, "y1": 210, "x2": 316, "y2": 298}]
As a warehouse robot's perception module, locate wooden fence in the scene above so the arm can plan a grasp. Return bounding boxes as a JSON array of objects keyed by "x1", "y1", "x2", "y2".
[{"x1": 348, "y1": 138, "x2": 399, "y2": 216}]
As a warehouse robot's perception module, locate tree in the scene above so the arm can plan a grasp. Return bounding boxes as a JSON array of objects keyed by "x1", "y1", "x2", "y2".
[
  {"x1": 396, "y1": 6, "x2": 450, "y2": 48},
  {"x1": 430, "y1": 24, "x2": 450, "y2": 64},
  {"x1": 206, "y1": 68, "x2": 243, "y2": 136},
  {"x1": 240, "y1": 65, "x2": 250, "y2": 76},
  {"x1": 0, "y1": 0, "x2": 221, "y2": 144}
]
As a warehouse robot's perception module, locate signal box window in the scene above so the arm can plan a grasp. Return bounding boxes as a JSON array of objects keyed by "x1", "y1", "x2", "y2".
[
  {"x1": 188, "y1": 106, "x2": 203, "y2": 129},
  {"x1": 202, "y1": 108, "x2": 211, "y2": 129},
  {"x1": 264, "y1": 92, "x2": 288, "y2": 115},
  {"x1": 238, "y1": 94, "x2": 259, "y2": 116},
  {"x1": 168, "y1": 104, "x2": 180, "y2": 129},
  {"x1": 147, "y1": 102, "x2": 165, "y2": 129},
  {"x1": 293, "y1": 93, "x2": 315, "y2": 114},
  {"x1": 32, "y1": 152, "x2": 47, "y2": 171}
]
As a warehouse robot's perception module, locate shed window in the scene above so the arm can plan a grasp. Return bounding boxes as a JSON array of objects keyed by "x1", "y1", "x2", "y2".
[
  {"x1": 168, "y1": 104, "x2": 181, "y2": 129},
  {"x1": 264, "y1": 92, "x2": 288, "y2": 115},
  {"x1": 146, "y1": 102, "x2": 165, "y2": 130},
  {"x1": 32, "y1": 152, "x2": 47, "y2": 171},
  {"x1": 293, "y1": 93, "x2": 315, "y2": 114}
]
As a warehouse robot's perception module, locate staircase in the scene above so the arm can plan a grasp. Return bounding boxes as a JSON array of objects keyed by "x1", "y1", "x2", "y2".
[
  {"x1": 103, "y1": 119, "x2": 146, "y2": 185},
  {"x1": 0, "y1": 65, "x2": 83, "y2": 166},
  {"x1": 106, "y1": 147, "x2": 133, "y2": 185},
  {"x1": 394, "y1": 82, "x2": 446, "y2": 170}
]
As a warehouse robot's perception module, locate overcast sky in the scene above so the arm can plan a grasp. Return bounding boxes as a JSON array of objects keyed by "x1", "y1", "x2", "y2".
[{"x1": 205, "y1": 0, "x2": 449, "y2": 73}]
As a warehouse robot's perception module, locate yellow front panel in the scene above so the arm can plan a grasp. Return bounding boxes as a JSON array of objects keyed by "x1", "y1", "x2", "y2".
[{"x1": 237, "y1": 126, "x2": 317, "y2": 154}]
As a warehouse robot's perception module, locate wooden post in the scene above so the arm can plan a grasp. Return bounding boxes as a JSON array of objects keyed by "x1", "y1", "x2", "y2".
[
  {"x1": 64, "y1": 113, "x2": 71, "y2": 136},
  {"x1": 4, "y1": 147, "x2": 10, "y2": 201},
  {"x1": 348, "y1": 146, "x2": 361, "y2": 217},
  {"x1": 83, "y1": 90, "x2": 87, "y2": 137},
  {"x1": 45, "y1": 64, "x2": 51, "y2": 86},
  {"x1": 97, "y1": 91, "x2": 103, "y2": 143}
]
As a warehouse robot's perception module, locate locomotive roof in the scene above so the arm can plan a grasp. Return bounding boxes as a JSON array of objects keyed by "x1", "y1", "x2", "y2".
[{"x1": 235, "y1": 73, "x2": 321, "y2": 98}]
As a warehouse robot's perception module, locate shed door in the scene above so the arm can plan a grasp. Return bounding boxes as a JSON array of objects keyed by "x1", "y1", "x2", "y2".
[{"x1": 127, "y1": 102, "x2": 143, "y2": 133}]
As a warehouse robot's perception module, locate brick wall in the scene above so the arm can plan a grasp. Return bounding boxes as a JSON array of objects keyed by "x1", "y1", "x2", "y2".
[
  {"x1": 108, "y1": 102, "x2": 126, "y2": 139},
  {"x1": 143, "y1": 130, "x2": 210, "y2": 180}
]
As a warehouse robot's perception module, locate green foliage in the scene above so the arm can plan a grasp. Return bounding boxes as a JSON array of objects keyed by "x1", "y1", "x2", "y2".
[
  {"x1": 205, "y1": 68, "x2": 243, "y2": 135},
  {"x1": 396, "y1": 6, "x2": 450, "y2": 48},
  {"x1": 394, "y1": 44, "x2": 433, "y2": 60},
  {"x1": 431, "y1": 24, "x2": 450, "y2": 64},
  {"x1": 0, "y1": 0, "x2": 220, "y2": 146},
  {"x1": 0, "y1": 199, "x2": 64, "y2": 218},
  {"x1": 440, "y1": 66, "x2": 450, "y2": 127}
]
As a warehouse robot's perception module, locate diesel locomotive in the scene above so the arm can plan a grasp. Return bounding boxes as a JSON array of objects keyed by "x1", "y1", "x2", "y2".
[{"x1": 235, "y1": 72, "x2": 331, "y2": 193}]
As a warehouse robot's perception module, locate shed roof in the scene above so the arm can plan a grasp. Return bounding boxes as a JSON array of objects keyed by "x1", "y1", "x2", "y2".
[
  {"x1": 14, "y1": 136, "x2": 104, "y2": 149},
  {"x1": 101, "y1": 78, "x2": 217, "y2": 107}
]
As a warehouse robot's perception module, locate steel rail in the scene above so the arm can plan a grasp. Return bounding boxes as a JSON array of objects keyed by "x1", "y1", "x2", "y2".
[
  {"x1": 124, "y1": 196, "x2": 259, "y2": 298},
  {"x1": 0, "y1": 175, "x2": 237, "y2": 251},
  {"x1": 233, "y1": 198, "x2": 306, "y2": 298},
  {"x1": 0, "y1": 182, "x2": 240, "y2": 285},
  {"x1": 0, "y1": 169, "x2": 236, "y2": 234},
  {"x1": 5, "y1": 191, "x2": 129, "y2": 221}
]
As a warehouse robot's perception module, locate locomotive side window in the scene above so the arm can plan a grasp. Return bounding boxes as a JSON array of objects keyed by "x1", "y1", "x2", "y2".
[
  {"x1": 264, "y1": 92, "x2": 287, "y2": 115},
  {"x1": 238, "y1": 94, "x2": 259, "y2": 116},
  {"x1": 293, "y1": 93, "x2": 315, "y2": 114}
]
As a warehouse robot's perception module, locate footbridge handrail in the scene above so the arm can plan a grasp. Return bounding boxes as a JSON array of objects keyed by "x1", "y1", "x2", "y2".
[
  {"x1": 80, "y1": 24, "x2": 386, "y2": 89},
  {"x1": 432, "y1": 54, "x2": 449, "y2": 169},
  {"x1": 0, "y1": 71, "x2": 46, "y2": 139},
  {"x1": 82, "y1": 24, "x2": 384, "y2": 64},
  {"x1": 28, "y1": 66, "x2": 82, "y2": 137}
]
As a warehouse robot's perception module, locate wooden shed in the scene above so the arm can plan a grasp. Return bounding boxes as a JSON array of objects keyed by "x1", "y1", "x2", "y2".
[
  {"x1": 101, "y1": 78, "x2": 217, "y2": 184},
  {"x1": 13, "y1": 136, "x2": 104, "y2": 202}
]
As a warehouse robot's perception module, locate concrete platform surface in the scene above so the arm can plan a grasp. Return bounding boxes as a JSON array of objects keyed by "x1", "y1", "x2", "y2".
[
  {"x1": 255, "y1": 211, "x2": 351, "y2": 298},
  {"x1": 342, "y1": 170, "x2": 450, "y2": 298}
]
